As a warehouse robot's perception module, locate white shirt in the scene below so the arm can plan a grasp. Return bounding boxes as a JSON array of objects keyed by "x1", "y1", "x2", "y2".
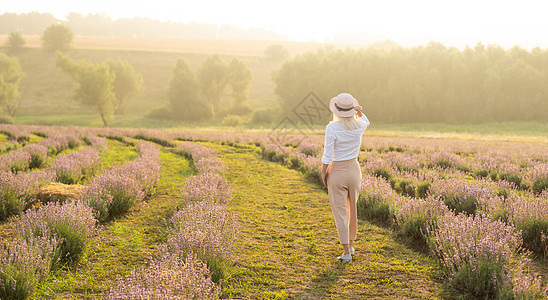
[{"x1": 321, "y1": 114, "x2": 370, "y2": 164}]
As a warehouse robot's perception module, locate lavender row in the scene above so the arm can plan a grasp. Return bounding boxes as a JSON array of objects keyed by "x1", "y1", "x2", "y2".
[
  {"x1": 0, "y1": 169, "x2": 55, "y2": 221},
  {"x1": 108, "y1": 143, "x2": 233, "y2": 299},
  {"x1": 83, "y1": 142, "x2": 161, "y2": 222},
  {"x1": 51, "y1": 147, "x2": 102, "y2": 184},
  {"x1": 0, "y1": 133, "x2": 107, "y2": 173},
  {"x1": 1, "y1": 140, "x2": 159, "y2": 298},
  {"x1": 0, "y1": 200, "x2": 97, "y2": 298},
  {"x1": 178, "y1": 142, "x2": 231, "y2": 204},
  {"x1": 257, "y1": 140, "x2": 546, "y2": 298}
]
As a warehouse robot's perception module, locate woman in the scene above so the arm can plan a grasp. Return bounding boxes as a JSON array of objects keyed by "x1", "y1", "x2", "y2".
[{"x1": 321, "y1": 92, "x2": 370, "y2": 263}]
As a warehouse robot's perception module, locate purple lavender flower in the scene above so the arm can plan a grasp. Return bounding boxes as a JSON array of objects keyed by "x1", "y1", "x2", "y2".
[
  {"x1": 182, "y1": 173, "x2": 232, "y2": 204},
  {"x1": 0, "y1": 234, "x2": 59, "y2": 299},
  {"x1": 428, "y1": 212, "x2": 539, "y2": 297},
  {"x1": 13, "y1": 200, "x2": 96, "y2": 264},
  {"x1": 168, "y1": 200, "x2": 237, "y2": 260},
  {"x1": 51, "y1": 147, "x2": 101, "y2": 184},
  {"x1": 0, "y1": 169, "x2": 55, "y2": 220},
  {"x1": 107, "y1": 251, "x2": 220, "y2": 299}
]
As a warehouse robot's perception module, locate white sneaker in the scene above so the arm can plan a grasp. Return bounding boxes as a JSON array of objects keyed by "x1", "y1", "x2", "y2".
[
  {"x1": 350, "y1": 246, "x2": 355, "y2": 255},
  {"x1": 337, "y1": 253, "x2": 352, "y2": 263}
]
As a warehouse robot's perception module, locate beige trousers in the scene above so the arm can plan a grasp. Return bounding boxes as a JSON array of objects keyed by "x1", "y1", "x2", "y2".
[{"x1": 327, "y1": 158, "x2": 361, "y2": 245}]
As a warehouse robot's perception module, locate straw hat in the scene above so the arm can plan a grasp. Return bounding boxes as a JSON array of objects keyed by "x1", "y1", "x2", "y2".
[{"x1": 329, "y1": 93, "x2": 359, "y2": 118}]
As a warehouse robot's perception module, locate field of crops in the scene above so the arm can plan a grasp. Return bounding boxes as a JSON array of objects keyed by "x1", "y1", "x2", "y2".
[{"x1": 0, "y1": 123, "x2": 547, "y2": 299}]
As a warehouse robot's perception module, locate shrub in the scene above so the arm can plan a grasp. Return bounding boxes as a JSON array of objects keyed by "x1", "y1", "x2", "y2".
[
  {"x1": 107, "y1": 252, "x2": 220, "y2": 299},
  {"x1": 502, "y1": 195, "x2": 548, "y2": 257},
  {"x1": 373, "y1": 167, "x2": 391, "y2": 180},
  {"x1": 428, "y1": 178, "x2": 494, "y2": 215},
  {"x1": 85, "y1": 168, "x2": 144, "y2": 222},
  {"x1": 0, "y1": 148, "x2": 31, "y2": 172},
  {"x1": 182, "y1": 173, "x2": 232, "y2": 204},
  {"x1": 0, "y1": 115, "x2": 14, "y2": 124},
  {"x1": 0, "y1": 235, "x2": 58, "y2": 300},
  {"x1": 14, "y1": 201, "x2": 97, "y2": 266},
  {"x1": 250, "y1": 108, "x2": 275, "y2": 125},
  {"x1": 474, "y1": 169, "x2": 489, "y2": 178},
  {"x1": 221, "y1": 114, "x2": 246, "y2": 127},
  {"x1": 528, "y1": 163, "x2": 548, "y2": 194},
  {"x1": 0, "y1": 170, "x2": 55, "y2": 221},
  {"x1": 82, "y1": 143, "x2": 160, "y2": 222},
  {"x1": 52, "y1": 147, "x2": 101, "y2": 184},
  {"x1": 297, "y1": 141, "x2": 321, "y2": 157},
  {"x1": 428, "y1": 213, "x2": 541, "y2": 298},
  {"x1": 416, "y1": 182, "x2": 431, "y2": 199},
  {"x1": 134, "y1": 134, "x2": 175, "y2": 147},
  {"x1": 168, "y1": 200, "x2": 237, "y2": 283},
  {"x1": 358, "y1": 175, "x2": 397, "y2": 225},
  {"x1": 26, "y1": 144, "x2": 48, "y2": 169},
  {"x1": 394, "y1": 197, "x2": 448, "y2": 246}
]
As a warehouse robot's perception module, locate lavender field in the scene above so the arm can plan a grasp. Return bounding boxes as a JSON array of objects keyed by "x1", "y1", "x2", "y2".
[{"x1": 0, "y1": 123, "x2": 547, "y2": 299}]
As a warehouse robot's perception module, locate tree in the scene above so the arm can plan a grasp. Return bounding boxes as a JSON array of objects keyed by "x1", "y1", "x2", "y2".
[
  {"x1": 0, "y1": 53, "x2": 24, "y2": 116},
  {"x1": 42, "y1": 24, "x2": 73, "y2": 52},
  {"x1": 264, "y1": 44, "x2": 289, "y2": 62},
  {"x1": 228, "y1": 57, "x2": 252, "y2": 115},
  {"x1": 167, "y1": 58, "x2": 209, "y2": 121},
  {"x1": 105, "y1": 59, "x2": 143, "y2": 114},
  {"x1": 197, "y1": 55, "x2": 229, "y2": 118},
  {"x1": 56, "y1": 52, "x2": 116, "y2": 127},
  {"x1": 4, "y1": 32, "x2": 25, "y2": 55}
]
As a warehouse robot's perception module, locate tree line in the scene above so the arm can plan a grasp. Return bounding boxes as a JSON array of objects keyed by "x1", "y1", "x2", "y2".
[
  {"x1": 274, "y1": 42, "x2": 548, "y2": 123},
  {"x1": 0, "y1": 12, "x2": 287, "y2": 40}
]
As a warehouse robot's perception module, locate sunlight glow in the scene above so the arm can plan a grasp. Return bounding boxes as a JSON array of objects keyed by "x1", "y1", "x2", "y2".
[{"x1": 3, "y1": 0, "x2": 548, "y2": 48}]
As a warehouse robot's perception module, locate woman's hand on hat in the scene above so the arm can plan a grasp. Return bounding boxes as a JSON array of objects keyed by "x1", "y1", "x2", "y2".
[{"x1": 354, "y1": 105, "x2": 362, "y2": 112}]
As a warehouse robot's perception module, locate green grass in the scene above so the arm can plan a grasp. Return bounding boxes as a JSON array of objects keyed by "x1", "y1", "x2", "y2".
[
  {"x1": 99, "y1": 138, "x2": 138, "y2": 168},
  {"x1": 216, "y1": 144, "x2": 451, "y2": 299},
  {"x1": 29, "y1": 149, "x2": 192, "y2": 299}
]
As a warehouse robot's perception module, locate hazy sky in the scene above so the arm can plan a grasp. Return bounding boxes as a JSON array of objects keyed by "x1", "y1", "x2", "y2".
[{"x1": 3, "y1": 0, "x2": 548, "y2": 48}]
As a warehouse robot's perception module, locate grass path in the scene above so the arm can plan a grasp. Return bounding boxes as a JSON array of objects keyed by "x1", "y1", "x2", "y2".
[
  {"x1": 30, "y1": 147, "x2": 193, "y2": 299},
  {"x1": 218, "y1": 145, "x2": 449, "y2": 299}
]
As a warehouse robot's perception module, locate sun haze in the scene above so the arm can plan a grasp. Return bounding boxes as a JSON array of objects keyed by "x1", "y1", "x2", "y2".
[{"x1": 3, "y1": 0, "x2": 548, "y2": 48}]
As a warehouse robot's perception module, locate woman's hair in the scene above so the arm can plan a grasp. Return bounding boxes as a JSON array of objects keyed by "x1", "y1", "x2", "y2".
[{"x1": 332, "y1": 113, "x2": 364, "y2": 130}]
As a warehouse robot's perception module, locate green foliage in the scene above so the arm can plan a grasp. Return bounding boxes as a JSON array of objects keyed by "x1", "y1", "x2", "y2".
[
  {"x1": 105, "y1": 59, "x2": 143, "y2": 114},
  {"x1": 357, "y1": 194, "x2": 394, "y2": 225},
  {"x1": 167, "y1": 58, "x2": 210, "y2": 121},
  {"x1": 134, "y1": 134, "x2": 175, "y2": 147},
  {"x1": 274, "y1": 43, "x2": 548, "y2": 123},
  {"x1": 416, "y1": 182, "x2": 431, "y2": 199},
  {"x1": 56, "y1": 52, "x2": 116, "y2": 126},
  {"x1": 0, "y1": 115, "x2": 14, "y2": 124},
  {"x1": 197, "y1": 55, "x2": 229, "y2": 117},
  {"x1": 221, "y1": 114, "x2": 246, "y2": 127},
  {"x1": 228, "y1": 57, "x2": 252, "y2": 115},
  {"x1": 532, "y1": 177, "x2": 548, "y2": 194},
  {"x1": 373, "y1": 167, "x2": 391, "y2": 180},
  {"x1": 516, "y1": 220, "x2": 548, "y2": 257},
  {"x1": 4, "y1": 31, "x2": 26, "y2": 55},
  {"x1": 396, "y1": 180, "x2": 416, "y2": 198},
  {"x1": 474, "y1": 169, "x2": 489, "y2": 178},
  {"x1": 250, "y1": 108, "x2": 275, "y2": 125},
  {"x1": 264, "y1": 44, "x2": 289, "y2": 62},
  {"x1": 41, "y1": 24, "x2": 73, "y2": 52},
  {"x1": 0, "y1": 264, "x2": 35, "y2": 300},
  {"x1": 499, "y1": 173, "x2": 522, "y2": 188},
  {"x1": 0, "y1": 52, "x2": 24, "y2": 116},
  {"x1": 0, "y1": 189, "x2": 23, "y2": 222}
]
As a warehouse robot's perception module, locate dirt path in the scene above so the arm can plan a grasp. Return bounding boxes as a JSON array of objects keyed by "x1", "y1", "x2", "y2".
[{"x1": 219, "y1": 145, "x2": 448, "y2": 299}]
